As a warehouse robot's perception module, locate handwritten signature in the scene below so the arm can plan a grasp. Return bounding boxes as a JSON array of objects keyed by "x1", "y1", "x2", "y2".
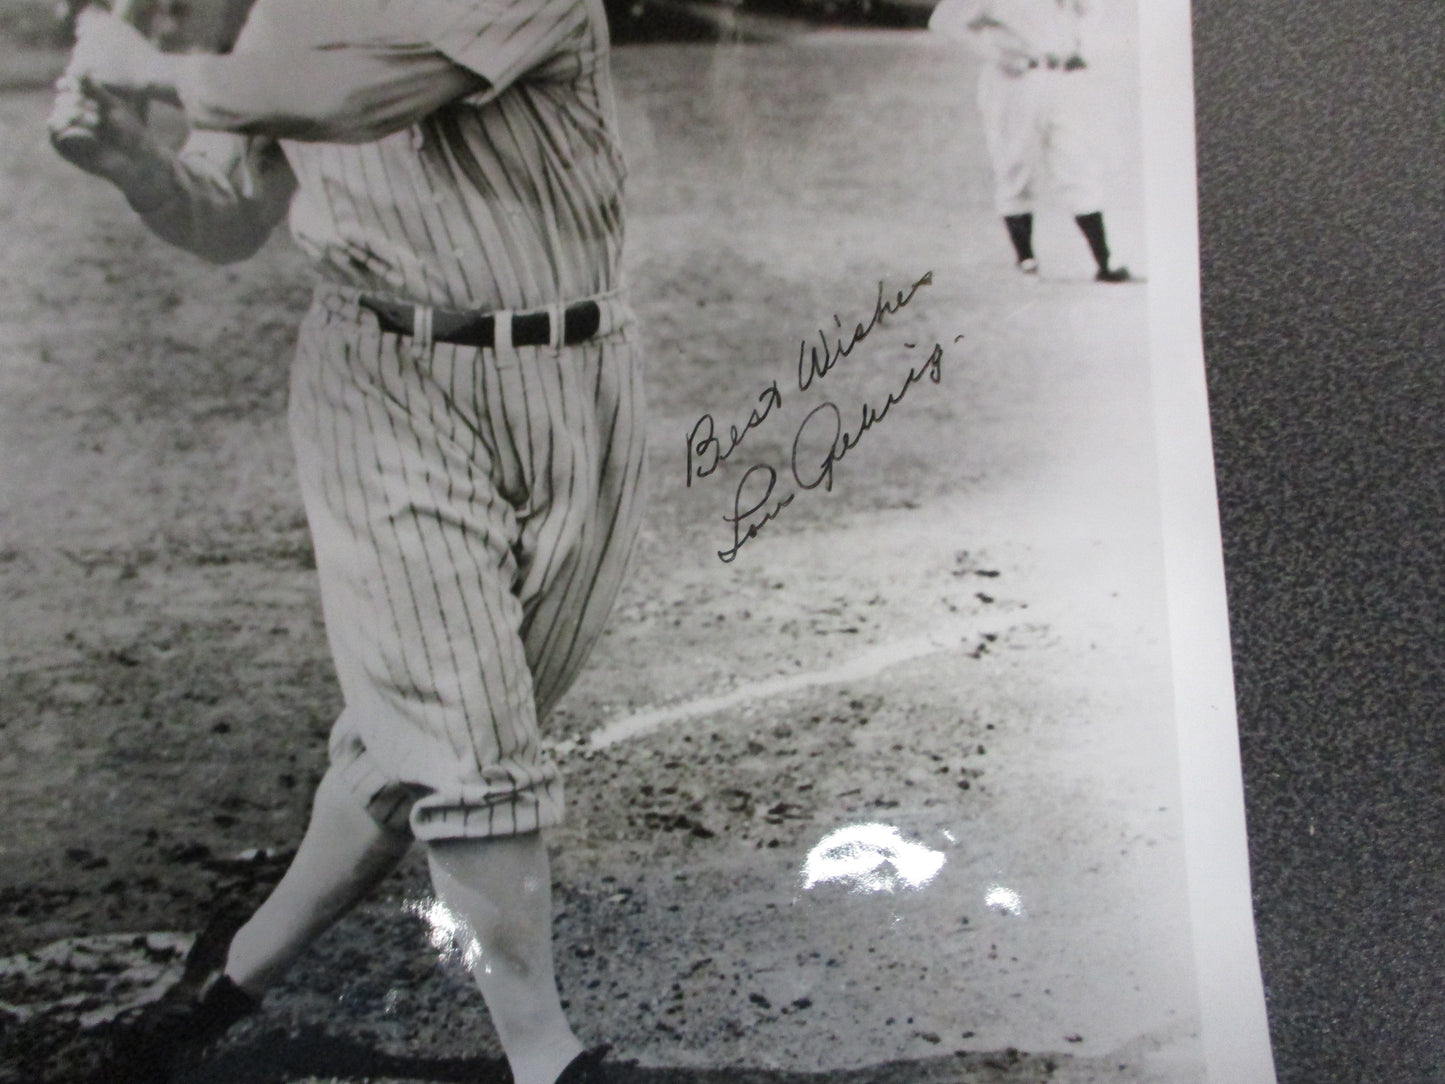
[
  {"x1": 685, "y1": 271, "x2": 957, "y2": 563},
  {"x1": 718, "y1": 337, "x2": 958, "y2": 564},
  {"x1": 686, "y1": 270, "x2": 934, "y2": 490}
]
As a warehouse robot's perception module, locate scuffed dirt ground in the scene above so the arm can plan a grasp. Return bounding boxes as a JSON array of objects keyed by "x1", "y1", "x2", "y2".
[{"x1": 0, "y1": 11, "x2": 1203, "y2": 1083}]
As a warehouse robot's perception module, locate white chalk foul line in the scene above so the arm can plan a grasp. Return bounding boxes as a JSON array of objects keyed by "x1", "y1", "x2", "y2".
[{"x1": 582, "y1": 618, "x2": 979, "y2": 751}]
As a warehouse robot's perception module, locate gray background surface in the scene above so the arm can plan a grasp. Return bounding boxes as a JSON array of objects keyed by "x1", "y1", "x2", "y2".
[{"x1": 1192, "y1": 2, "x2": 1443, "y2": 1082}]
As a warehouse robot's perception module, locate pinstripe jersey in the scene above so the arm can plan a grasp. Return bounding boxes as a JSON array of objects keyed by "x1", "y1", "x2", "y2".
[
  {"x1": 174, "y1": 0, "x2": 627, "y2": 312},
  {"x1": 128, "y1": 0, "x2": 648, "y2": 841}
]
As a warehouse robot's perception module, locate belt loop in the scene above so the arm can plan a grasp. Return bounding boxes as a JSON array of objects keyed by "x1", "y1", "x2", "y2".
[
  {"x1": 413, "y1": 304, "x2": 434, "y2": 354},
  {"x1": 548, "y1": 302, "x2": 565, "y2": 350},
  {"x1": 494, "y1": 309, "x2": 514, "y2": 353}
]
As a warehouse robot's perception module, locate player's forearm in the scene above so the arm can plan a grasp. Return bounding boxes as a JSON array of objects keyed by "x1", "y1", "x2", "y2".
[
  {"x1": 71, "y1": 9, "x2": 486, "y2": 142},
  {"x1": 173, "y1": 48, "x2": 487, "y2": 143},
  {"x1": 125, "y1": 138, "x2": 296, "y2": 264}
]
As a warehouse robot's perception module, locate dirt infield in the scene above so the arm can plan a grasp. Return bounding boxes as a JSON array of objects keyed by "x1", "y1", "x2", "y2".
[{"x1": 0, "y1": 14, "x2": 1201, "y2": 1083}]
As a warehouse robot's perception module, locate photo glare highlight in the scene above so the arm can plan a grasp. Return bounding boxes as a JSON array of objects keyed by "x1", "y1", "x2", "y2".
[
  {"x1": 407, "y1": 896, "x2": 483, "y2": 969},
  {"x1": 984, "y1": 883, "x2": 1025, "y2": 917},
  {"x1": 801, "y1": 823, "x2": 946, "y2": 893}
]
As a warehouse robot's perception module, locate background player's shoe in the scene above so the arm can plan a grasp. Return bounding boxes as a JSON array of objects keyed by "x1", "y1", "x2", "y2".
[
  {"x1": 1095, "y1": 265, "x2": 1131, "y2": 283},
  {"x1": 97, "y1": 970, "x2": 258, "y2": 1083},
  {"x1": 1016, "y1": 257, "x2": 1039, "y2": 275},
  {"x1": 554, "y1": 1044, "x2": 630, "y2": 1083}
]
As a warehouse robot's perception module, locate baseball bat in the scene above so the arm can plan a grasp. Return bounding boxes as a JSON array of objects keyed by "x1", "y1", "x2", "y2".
[{"x1": 51, "y1": 0, "x2": 147, "y2": 156}]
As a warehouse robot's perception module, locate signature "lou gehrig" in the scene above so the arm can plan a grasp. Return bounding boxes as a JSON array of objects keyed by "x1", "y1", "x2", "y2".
[{"x1": 685, "y1": 271, "x2": 962, "y2": 563}]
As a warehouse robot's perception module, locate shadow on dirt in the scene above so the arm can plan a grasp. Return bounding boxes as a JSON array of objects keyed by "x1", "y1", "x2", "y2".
[
  {"x1": 10, "y1": 1019, "x2": 1067, "y2": 1084},
  {"x1": 180, "y1": 1027, "x2": 513, "y2": 1084},
  {"x1": 196, "y1": 1035, "x2": 1065, "y2": 1083}
]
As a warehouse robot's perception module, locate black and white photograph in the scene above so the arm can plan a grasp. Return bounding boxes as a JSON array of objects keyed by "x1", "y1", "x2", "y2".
[{"x1": 0, "y1": 0, "x2": 1274, "y2": 1081}]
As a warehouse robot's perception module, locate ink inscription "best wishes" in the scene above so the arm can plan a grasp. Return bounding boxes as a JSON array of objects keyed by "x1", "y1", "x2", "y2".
[
  {"x1": 683, "y1": 272, "x2": 962, "y2": 563},
  {"x1": 686, "y1": 270, "x2": 934, "y2": 489}
]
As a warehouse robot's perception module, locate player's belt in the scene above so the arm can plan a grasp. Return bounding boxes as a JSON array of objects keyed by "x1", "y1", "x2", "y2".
[
  {"x1": 358, "y1": 295, "x2": 603, "y2": 349},
  {"x1": 1029, "y1": 54, "x2": 1086, "y2": 71}
]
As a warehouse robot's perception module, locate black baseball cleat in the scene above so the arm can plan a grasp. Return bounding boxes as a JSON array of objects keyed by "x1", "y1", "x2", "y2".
[
  {"x1": 95, "y1": 970, "x2": 259, "y2": 1083},
  {"x1": 555, "y1": 1044, "x2": 628, "y2": 1083},
  {"x1": 1095, "y1": 265, "x2": 1131, "y2": 283}
]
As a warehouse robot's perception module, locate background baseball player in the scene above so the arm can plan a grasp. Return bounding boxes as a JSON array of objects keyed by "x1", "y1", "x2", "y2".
[
  {"x1": 929, "y1": 0, "x2": 1130, "y2": 281},
  {"x1": 49, "y1": 1, "x2": 645, "y2": 1081}
]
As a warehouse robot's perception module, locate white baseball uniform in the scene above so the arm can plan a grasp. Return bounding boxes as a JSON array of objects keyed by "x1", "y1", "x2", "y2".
[
  {"x1": 127, "y1": 0, "x2": 646, "y2": 841},
  {"x1": 931, "y1": 0, "x2": 1102, "y2": 216}
]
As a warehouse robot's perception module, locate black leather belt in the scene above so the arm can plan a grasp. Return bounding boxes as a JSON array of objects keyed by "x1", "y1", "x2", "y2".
[
  {"x1": 1030, "y1": 54, "x2": 1087, "y2": 71},
  {"x1": 359, "y1": 296, "x2": 602, "y2": 349}
]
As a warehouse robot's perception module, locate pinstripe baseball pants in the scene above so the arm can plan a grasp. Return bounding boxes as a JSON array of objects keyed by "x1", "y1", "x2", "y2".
[{"x1": 288, "y1": 285, "x2": 646, "y2": 841}]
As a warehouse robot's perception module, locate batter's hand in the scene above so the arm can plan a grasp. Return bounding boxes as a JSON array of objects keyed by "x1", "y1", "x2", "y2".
[{"x1": 48, "y1": 74, "x2": 153, "y2": 183}]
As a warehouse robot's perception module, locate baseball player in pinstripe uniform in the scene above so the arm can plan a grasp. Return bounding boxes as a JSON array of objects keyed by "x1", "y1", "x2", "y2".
[
  {"x1": 51, "y1": 1, "x2": 643, "y2": 1081},
  {"x1": 929, "y1": 0, "x2": 1130, "y2": 282}
]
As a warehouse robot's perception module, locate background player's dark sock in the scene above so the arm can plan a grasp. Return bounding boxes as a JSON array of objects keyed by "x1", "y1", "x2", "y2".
[
  {"x1": 1074, "y1": 211, "x2": 1112, "y2": 270},
  {"x1": 1004, "y1": 213, "x2": 1035, "y2": 263}
]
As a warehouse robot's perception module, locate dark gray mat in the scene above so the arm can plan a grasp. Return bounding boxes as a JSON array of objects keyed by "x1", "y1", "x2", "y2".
[{"x1": 1194, "y1": 2, "x2": 1444, "y2": 1082}]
